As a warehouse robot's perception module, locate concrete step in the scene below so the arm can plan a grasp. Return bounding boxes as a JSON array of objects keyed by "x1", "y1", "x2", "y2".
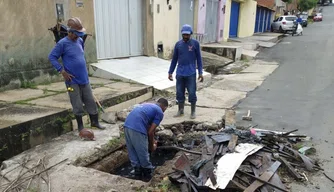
[{"x1": 0, "y1": 77, "x2": 153, "y2": 162}]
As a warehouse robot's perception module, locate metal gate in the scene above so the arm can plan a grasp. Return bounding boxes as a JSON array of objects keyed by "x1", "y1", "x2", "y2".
[
  {"x1": 267, "y1": 10, "x2": 272, "y2": 31},
  {"x1": 179, "y1": 0, "x2": 194, "y2": 39},
  {"x1": 204, "y1": 0, "x2": 219, "y2": 43},
  {"x1": 229, "y1": 1, "x2": 240, "y2": 38},
  {"x1": 94, "y1": 0, "x2": 143, "y2": 59},
  {"x1": 255, "y1": 7, "x2": 260, "y2": 33}
]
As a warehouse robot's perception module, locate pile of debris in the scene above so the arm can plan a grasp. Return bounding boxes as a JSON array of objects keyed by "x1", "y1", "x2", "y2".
[{"x1": 163, "y1": 127, "x2": 320, "y2": 192}]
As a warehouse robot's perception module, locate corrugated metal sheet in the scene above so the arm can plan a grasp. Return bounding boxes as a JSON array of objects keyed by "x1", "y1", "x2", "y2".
[{"x1": 94, "y1": 0, "x2": 143, "y2": 59}]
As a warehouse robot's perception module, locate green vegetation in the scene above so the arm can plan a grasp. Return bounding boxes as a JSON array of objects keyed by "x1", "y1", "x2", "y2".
[
  {"x1": 297, "y1": 0, "x2": 318, "y2": 12},
  {"x1": 108, "y1": 132, "x2": 125, "y2": 147},
  {"x1": 20, "y1": 81, "x2": 37, "y2": 89}
]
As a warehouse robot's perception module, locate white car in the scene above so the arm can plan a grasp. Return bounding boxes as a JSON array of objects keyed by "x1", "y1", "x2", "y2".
[{"x1": 271, "y1": 16, "x2": 297, "y2": 33}]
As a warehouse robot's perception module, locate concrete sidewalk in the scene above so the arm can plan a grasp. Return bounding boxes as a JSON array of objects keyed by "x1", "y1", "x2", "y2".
[
  {"x1": 0, "y1": 77, "x2": 153, "y2": 162},
  {"x1": 0, "y1": 58, "x2": 280, "y2": 192}
]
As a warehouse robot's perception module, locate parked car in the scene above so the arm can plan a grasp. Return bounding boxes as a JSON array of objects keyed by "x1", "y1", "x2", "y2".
[
  {"x1": 271, "y1": 16, "x2": 297, "y2": 33},
  {"x1": 313, "y1": 13, "x2": 323, "y2": 21},
  {"x1": 299, "y1": 14, "x2": 308, "y2": 27}
]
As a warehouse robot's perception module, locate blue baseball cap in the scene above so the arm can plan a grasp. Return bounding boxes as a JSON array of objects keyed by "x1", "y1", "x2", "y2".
[{"x1": 181, "y1": 24, "x2": 193, "y2": 35}]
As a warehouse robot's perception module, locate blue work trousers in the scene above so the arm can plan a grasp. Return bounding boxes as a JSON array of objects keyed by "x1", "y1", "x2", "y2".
[
  {"x1": 176, "y1": 73, "x2": 197, "y2": 104},
  {"x1": 124, "y1": 127, "x2": 153, "y2": 169}
]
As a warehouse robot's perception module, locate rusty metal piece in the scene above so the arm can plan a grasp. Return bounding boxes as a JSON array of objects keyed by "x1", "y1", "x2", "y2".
[
  {"x1": 211, "y1": 134, "x2": 232, "y2": 143},
  {"x1": 231, "y1": 180, "x2": 247, "y2": 190},
  {"x1": 238, "y1": 170, "x2": 289, "y2": 192},
  {"x1": 227, "y1": 134, "x2": 238, "y2": 152},
  {"x1": 174, "y1": 153, "x2": 191, "y2": 172},
  {"x1": 244, "y1": 161, "x2": 281, "y2": 192},
  {"x1": 205, "y1": 136, "x2": 213, "y2": 154},
  {"x1": 279, "y1": 157, "x2": 303, "y2": 180}
]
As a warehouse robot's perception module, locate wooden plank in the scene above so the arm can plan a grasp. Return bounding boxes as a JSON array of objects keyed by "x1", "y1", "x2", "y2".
[
  {"x1": 243, "y1": 161, "x2": 281, "y2": 192},
  {"x1": 279, "y1": 157, "x2": 303, "y2": 180},
  {"x1": 227, "y1": 134, "x2": 238, "y2": 152}
]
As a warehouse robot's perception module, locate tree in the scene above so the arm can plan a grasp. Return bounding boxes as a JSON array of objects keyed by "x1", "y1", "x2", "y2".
[{"x1": 297, "y1": 0, "x2": 318, "y2": 12}]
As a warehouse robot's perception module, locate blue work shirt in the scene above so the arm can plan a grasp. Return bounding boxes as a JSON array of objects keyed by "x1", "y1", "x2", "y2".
[
  {"x1": 48, "y1": 37, "x2": 89, "y2": 85},
  {"x1": 124, "y1": 103, "x2": 164, "y2": 135},
  {"x1": 168, "y1": 39, "x2": 203, "y2": 76},
  {"x1": 297, "y1": 18, "x2": 303, "y2": 23}
]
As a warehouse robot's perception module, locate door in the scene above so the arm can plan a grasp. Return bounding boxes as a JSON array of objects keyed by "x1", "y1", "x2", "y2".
[
  {"x1": 94, "y1": 0, "x2": 143, "y2": 59},
  {"x1": 229, "y1": 1, "x2": 240, "y2": 38},
  {"x1": 180, "y1": 0, "x2": 195, "y2": 39},
  {"x1": 204, "y1": 0, "x2": 219, "y2": 43},
  {"x1": 254, "y1": 7, "x2": 260, "y2": 33},
  {"x1": 263, "y1": 10, "x2": 268, "y2": 32},
  {"x1": 267, "y1": 11, "x2": 272, "y2": 31}
]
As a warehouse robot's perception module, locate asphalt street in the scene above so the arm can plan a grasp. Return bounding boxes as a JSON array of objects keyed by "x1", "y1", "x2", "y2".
[{"x1": 236, "y1": 5, "x2": 334, "y2": 192}]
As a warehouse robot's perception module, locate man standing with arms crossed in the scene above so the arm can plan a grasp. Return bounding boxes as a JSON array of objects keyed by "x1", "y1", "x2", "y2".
[
  {"x1": 168, "y1": 24, "x2": 203, "y2": 119},
  {"x1": 49, "y1": 17, "x2": 105, "y2": 133}
]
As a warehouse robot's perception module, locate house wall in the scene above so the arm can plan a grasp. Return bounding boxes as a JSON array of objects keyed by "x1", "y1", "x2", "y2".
[
  {"x1": 223, "y1": 0, "x2": 232, "y2": 41},
  {"x1": 0, "y1": 0, "x2": 96, "y2": 91},
  {"x1": 153, "y1": 0, "x2": 180, "y2": 59},
  {"x1": 238, "y1": 0, "x2": 257, "y2": 37}
]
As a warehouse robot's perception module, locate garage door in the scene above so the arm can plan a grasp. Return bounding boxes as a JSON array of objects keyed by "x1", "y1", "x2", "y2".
[
  {"x1": 180, "y1": 0, "x2": 195, "y2": 39},
  {"x1": 229, "y1": 1, "x2": 240, "y2": 38},
  {"x1": 94, "y1": 0, "x2": 143, "y2": 59},
  {"x1": 204, "y1": 0, "x2": 219, "y2": 43}
]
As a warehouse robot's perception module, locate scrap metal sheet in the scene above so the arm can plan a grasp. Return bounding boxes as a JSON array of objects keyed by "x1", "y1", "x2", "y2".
[{"x1": 205, "y1": 143, "x2": 263, "y2": 190}]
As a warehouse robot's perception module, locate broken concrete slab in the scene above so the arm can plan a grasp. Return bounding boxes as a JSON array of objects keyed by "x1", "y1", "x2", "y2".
[
  {"x1": 202, "y1": 51, "x2": 234, "y2": 74},
  {"x1": 259, "y1": 42, "x2": 277, "y2": 48},
  {"x1": 201, "y1": 44, "x2": 242, "y2": 61},
  {"x1": 242, "y1": 50, "x2": 259, "y2": 60},
  {"x1": 36, "y1": 82, "x2": 67, "y2": 92},
  {"x1": 0, "y1": 88, "x2": 54, "y2": 102},
  {"x1": 211, "y1": 79, "x2": 263, "y2": 92},
  {"x1": 161, "y1": 105, "x2": 225, "y2": 126},
  {"x1": 242, "y1": 64, "x2": 278, "y2": 74},
  {"x1": 196, "y1": 88, "x2": 247, "y2": 109},
  {"x1": 0, "y1": 124, "x2": 146, "y2": 192}
]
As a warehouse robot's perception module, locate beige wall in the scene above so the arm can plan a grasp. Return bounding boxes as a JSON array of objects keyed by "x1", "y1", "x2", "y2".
[
  {"x1": 223, "y1": 0, "x2": 232, "y2": 41},
  {"x1": 0, "y1": 0, "x2": 97, "y2": 90},
  {"x1": 223, "y1": 0, "x2": 257, "y2": 41},
  {"x1": 69, "y1": 0, "x2": 97, "y2": 62},
  {"x1": 238, "y1": 0, "x2": 257, "y2": 37},
  {"x1": 153, "y1": 0, "x2": 180, "y2": 59}
]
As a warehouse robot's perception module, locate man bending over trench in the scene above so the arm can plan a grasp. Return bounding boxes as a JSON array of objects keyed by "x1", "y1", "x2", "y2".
[{"x1": 123, "y1": 98, "x2": 168, "y2": 180}]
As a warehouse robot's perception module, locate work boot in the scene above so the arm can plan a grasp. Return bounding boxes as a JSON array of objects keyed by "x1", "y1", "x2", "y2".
[
  {"x1": 130, "y1": 167, "x2": 142, "y2": 178},
  {"x1": 174, "y1": 102, "x2": 184, "y2": 117},
  {"x1": 89, "y1": 114, "x2": 106, "y2": 130},
  {"x1": 75, "y1": 115, "x2": 84, "y2": 132},
  {"x1": 190, "y1": 103, "x2": 196, "y2": 119},
  {"x1": 142, "y1": 168, "x2": 154, "y2": 182}
]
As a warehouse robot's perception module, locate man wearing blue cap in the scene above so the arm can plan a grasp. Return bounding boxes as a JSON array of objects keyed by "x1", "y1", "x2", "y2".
[
  {"x1": 49, "y1": 17, "x2": 105, "y2": 133},
  {"x1": 168, "y1": 24, "x2": 203, "y2": 119}
]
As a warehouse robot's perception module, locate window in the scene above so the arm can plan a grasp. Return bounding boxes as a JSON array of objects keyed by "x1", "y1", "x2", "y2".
[
  {"x1": 279, "y1": 17, "x2": 283, "y2": 21},
  {"x1": 286, "y1": 17, "x2": 296, "y2": 21}
]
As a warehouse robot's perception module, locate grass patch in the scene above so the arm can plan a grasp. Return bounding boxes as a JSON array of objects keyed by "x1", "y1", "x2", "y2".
[
  {"x1": 108, "y1": 132, "x2": 125, "y2": 147},
  {"x1": 14, "y1": 92, "x2": 63, "y2": 105},
  {"x1": 20, "y1": 81, "x2": 37, "y2": 89}
]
